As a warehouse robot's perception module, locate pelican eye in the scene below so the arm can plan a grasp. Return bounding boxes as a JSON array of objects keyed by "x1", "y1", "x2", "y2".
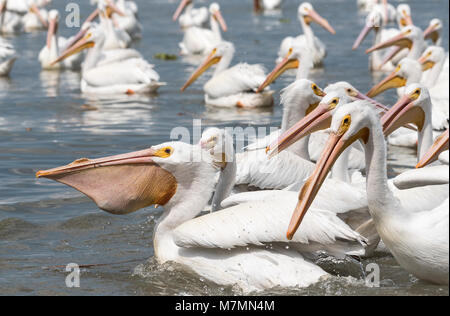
[
  {"x1": 155, "y1": 147, "x2": 174, "y2": 158},
  {"x1": 311, "y1": 84, "x2": 324, "y2": 96},
  {"x1": 395, "y1": 65, "x2": 401, "y2": 72},
  {"x1": 411, "y1": 88, "x2": 421, "y2": 100},
  {"x1": 329, "y1": 98, "x2": 339, "y2": 109},
  {"x1": 338, "y1": 115, "x2": 352, "y2": 135}
]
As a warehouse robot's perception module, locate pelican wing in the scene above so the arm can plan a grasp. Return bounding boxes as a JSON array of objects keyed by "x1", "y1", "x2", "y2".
[
  {"x1": 393, "y1": 165, "x2": 449, "y2": 190},
  {"x1": 204, "y1": 63, "x2": 267, "y2": 99},
  {"x1": 83, "y1": 58, "x2": 160, "y2": 87},
  {"x1": 244, "y1": 130, "x2": 282, "y2": 151},
  {"x1": 235, "y1": 149, "x2": 316, "y2": 189},
  {"x1": 173, "y1": 198, "x2": 366, "y2": 256},
  {"x1": 222, "y1": 180, "x2": 368, "y2": 216}
]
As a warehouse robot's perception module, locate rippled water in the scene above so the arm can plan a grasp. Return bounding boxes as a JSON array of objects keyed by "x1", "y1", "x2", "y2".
[{"x1": 0, "y1": 0, "x2": 448, "y2": 296}]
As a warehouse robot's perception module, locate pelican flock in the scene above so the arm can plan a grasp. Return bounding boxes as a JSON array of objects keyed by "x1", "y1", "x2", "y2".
[{"x1": 0, "y1": 0, "x2": 448, "y2": 295}]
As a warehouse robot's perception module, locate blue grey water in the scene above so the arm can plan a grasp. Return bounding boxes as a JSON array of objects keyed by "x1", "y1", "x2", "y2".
[{"x1": 0, "y1": 0, "x2": 448, "y2": 295}]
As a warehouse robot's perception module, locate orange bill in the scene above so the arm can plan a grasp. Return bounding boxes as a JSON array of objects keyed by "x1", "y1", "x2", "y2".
[{"x1": 416, "y1": 129, "x2": 449, "y2": 168}]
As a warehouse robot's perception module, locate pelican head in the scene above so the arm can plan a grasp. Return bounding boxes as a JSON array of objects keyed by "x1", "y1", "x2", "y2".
[
  {"x1": 352, "y1": 9, "x2": 383, "y2": 50},
  {"x1": 181, "y1": 41, "x2": 235, "y2": 92},
  {"x1": 416, "y1": 129, "x2": 449, "y2": 168},
  {"x1": 209, "y1": 3, "x2": 227, "y2": 32},
  {"x1": 298, "y1": 2, "x2": 336, "y2": 35},
  {"x1": 257, "y1": 44, "x2": 308, "y2": 92},
  {"x1": 200, "y1": 128, "x2": 234, "y2": 168},
  {"x1": 172, "y1": 0, "x2": 192, "y2": 21},
  {"x1": 381, "y1": 84, "x2": 430, "y2": 137},
  {"x1": 396, "y1": 4, "x2": 413, "y2": 28},
  {"x1": 366, "y1": 25, "x2": 422, "y2": 55},
  {"x1": 36, "y1": 141, "x2": 219, "y2": 215},
  {"x1": 419, "y1": 46, "x2": 445, "y2": 72},
  {"x1": 366, "y1": 58, "x2": 421, "y2": 97},
  {"x1": 286, "y1": 101, "x2": 373, "y2": 239},
  {"x1": 51, "y1": 26, "x2": 102, "y2": 66},
  {"x1": 423, "y1": 19, "x2": 443, "y2": 44}
]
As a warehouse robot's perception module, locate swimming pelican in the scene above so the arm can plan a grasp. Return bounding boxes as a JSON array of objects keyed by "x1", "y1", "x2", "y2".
[
  {"x1": 39, "y1": 10, "x2": 84, "y2": 70},
  {"x1": 286, "y1": 97, "x2": 449, "y2": 285},
  {"x1": 22, "y1": 0, "x2": 48, "y2": 32},
  {"x1": 53, "y1": 25, "x2": 165, "y2": 95},
  {"x1": 179, "y1": 3, "x2": 227, "y2": 56},
  {"x1": 367, "y1": 58, "x2": 449, "y2": 131},
  {"x1": 253, "y1": 0, "x2": 283, "y2": 12},
  {"x1": 173, "y1": 0, "x2": 209, "y2": 29},
  {"x1": 36, "y1": 141, "x2": 367, "y2": 293},
  {"x1": 266, "y1": 86, "x2": 449, "y2": 254},
  {"x1": 0, "y1": 0, "x2": 22, "y2": 34},
  {"x1": 277, "y1": 3, "x2": 335, "y2": 67},
  {"x1": 181, "y1": 41, "x2": 274, "y2": 108}
]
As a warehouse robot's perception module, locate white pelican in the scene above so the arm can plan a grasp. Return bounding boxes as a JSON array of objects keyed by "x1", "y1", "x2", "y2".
[
  {"x1": 173, "y1": 0, "x2": 209, "y2": 29},
  {"x1": 253, "y1": 0, "x2": 283, "y2": 12},
  {"x1": 38, "y1": 10, "x2": 84, "y2": 70},
  {"x1": 181, "y1": 41, "x2": 274, "y2": 108},
  {"x1": 0, "y1": 0, "x2": 22, "y2": 34},
  {"x1": 0, "y1": 37, "x2": 16, "y2": 76},
  {"x1": 113, "y1": 0, "x2": 142, "y2": 39},
  {"x1": 287, "y1": 97, "x2": 449, "y2": 285},
  {"x1": 21, "y1": 0, "x2": 48, "y2": 32},
  {"x1": 36, "y1": 141, "x2": 368, "y2": 293},
  {"x1": 265, "y1": 86, "x2": 449, "y2": 254},
  {"x1": 179, "y1": 3, "x2": 227, "y2": 56},
  {"x1": 53, "y1": 25, "x2": 165, "y2": 95},
  {"x1": 367, "y1": 58, "x2": 449, "y2": 132},
  {"x1": 277, "y1": 2, "x2": 335, "y2": 67}
]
